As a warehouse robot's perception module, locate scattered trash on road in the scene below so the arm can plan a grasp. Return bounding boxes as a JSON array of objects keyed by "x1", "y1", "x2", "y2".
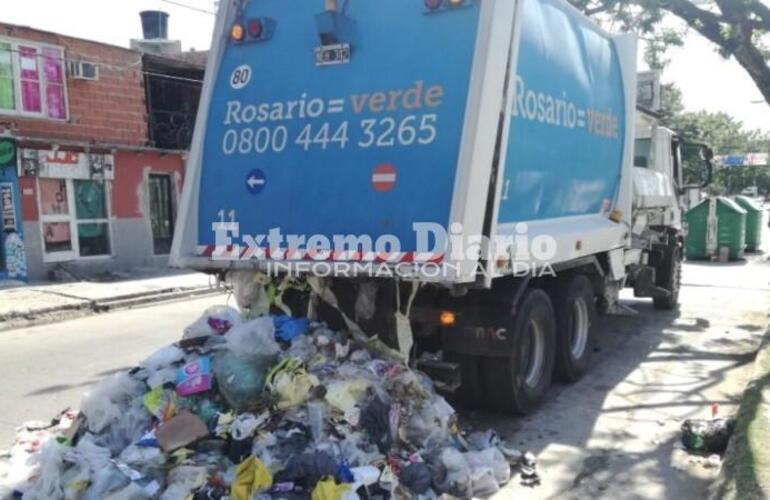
[
  {"x1": 0, "y1": 305, "x2": 530, "y2": 499},
  {"x1": 704, "y1": 454, "x2": 722, "y2": 469},
  {"x1": 519, "y1": 451, "x2": 541, "y2": 487},
  {"x1": 681, "y1": 417, "x2": 736, "y2": 453}
]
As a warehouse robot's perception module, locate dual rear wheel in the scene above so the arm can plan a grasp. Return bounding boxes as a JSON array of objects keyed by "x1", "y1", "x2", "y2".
[{"x1": 451, "y1": 274, "x2": 597, "y2": 414}]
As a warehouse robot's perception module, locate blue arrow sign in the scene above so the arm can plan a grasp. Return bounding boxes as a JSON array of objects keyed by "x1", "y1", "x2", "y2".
[{"x1": 245, "y1": 169, "x2": 266, "y2": 194}]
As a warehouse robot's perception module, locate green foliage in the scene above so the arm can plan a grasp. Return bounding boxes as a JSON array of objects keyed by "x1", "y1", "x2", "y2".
[
  {"x1": 568, "y1": 0, "x2": 770, "y2": 107},
  {"x1": 659, "y1": 84, "x2": 770, "y2": 154},
  {"x1": 658, "y1": 83, "x2": 685, "y2": 123},
  {"x1": 658, "y1": 84, "x2": 770, "y2": 195}
]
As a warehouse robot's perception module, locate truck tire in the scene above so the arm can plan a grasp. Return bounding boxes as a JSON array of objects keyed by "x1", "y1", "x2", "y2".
[
  {"x1": 444, "y1": 352, "x2": 485, "y2": 409},
  {"x1": 481, "y1": 288, "x2": 556, "y2": 414},
  {"x1": 653, "y1": 245, "x2": 682, "y2": 310},
  {"x1": 551, "y1": 274, "x2": 596, "y2": 382}
]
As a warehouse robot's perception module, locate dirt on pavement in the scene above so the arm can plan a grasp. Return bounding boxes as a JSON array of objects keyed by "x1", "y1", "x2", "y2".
[{"x1": 466, "y1": 254, "x2": 770, "y2": 499}]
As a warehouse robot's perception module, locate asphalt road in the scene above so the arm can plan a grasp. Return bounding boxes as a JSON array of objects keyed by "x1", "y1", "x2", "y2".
[
  {"x1": 485, "y1": 243, "x2": 770, "y2": 498},
  {"x1": 0, "y1": 233, "x2": 768, "y2": 499},
  {"x1": 0, "y1": 294, "x2": 227, "y2": 447}
]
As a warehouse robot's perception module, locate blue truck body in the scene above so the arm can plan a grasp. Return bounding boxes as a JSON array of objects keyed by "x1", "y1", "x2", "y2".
[
  {"x1": 172, "y1": 0, "x2": 637, "y2": 284},
  {"x1": 499, "y1": 0, "x2": 626, "y2": 223},
  {"x1": 197, "y1": 0, "x2": 481, "y2": 254}
]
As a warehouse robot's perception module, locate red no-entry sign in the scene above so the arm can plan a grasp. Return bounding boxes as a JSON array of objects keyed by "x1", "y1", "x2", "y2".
[{"x1": 372, "y1": 163, "x2": 397, "y2": 192}]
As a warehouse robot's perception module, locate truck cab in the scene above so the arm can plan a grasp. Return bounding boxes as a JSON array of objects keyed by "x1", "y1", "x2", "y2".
[
  {"x1": 633, "y1": 122, "x2": 684, "y2": 230},
  {"x1": 627, "y1": 108, "x2": 713, "y2": 310}
]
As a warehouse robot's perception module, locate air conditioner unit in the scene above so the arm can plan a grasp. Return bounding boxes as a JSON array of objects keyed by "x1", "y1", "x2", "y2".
[{"x1": 68, "y1": 61, "x2": 99, "y2": 81}]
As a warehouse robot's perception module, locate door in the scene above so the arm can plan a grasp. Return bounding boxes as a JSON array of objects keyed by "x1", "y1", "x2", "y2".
[{"x1": 149, "y1": 174, "x2": 175, "y2": 255}]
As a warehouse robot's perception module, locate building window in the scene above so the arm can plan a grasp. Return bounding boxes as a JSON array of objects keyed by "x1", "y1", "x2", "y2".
[
  {"x1": 0, "y1": 39, "x2": 68, "y2": 120},
  {"x1": 74, "y1": 180, "x2": 110, "y2": 257},
  {"x1": 149, "y1": 174, "x2": 175, "y2": 255},
  {"x1": 39, "y1": 178, "x2": 111, "y2": 261}
]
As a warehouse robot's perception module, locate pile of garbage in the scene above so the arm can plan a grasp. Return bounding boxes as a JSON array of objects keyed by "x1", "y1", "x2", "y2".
[{"x1": 0, "y1": 305, "x2": 526, "y2": 499}]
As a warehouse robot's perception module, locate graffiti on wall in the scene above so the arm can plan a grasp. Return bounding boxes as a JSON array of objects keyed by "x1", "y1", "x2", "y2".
[{"x1": 0, "y1": 138, "x2": 27, "y2": 281}]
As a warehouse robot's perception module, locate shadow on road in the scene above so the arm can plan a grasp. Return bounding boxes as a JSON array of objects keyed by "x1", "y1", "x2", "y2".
[
  {"x1": 460, "y1": 294, "x2": 762, "y2": 497},
  {"x1": 23, "y1": 367, "x2": 131, "y2": 397}
]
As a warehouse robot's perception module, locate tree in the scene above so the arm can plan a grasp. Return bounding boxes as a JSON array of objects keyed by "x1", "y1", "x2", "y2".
[
  {"x1": 568, "y1": 0, "x2": 770, "y2": 107},
  {"x1": 657, "y1": 83, "x2": 770, "y2": 194},
  {"x1": 668, "y1": 110, "x2": 770, "y2": 153},
  {"x1": 658, "y1": 82, "x2": 685, "y2": 123},
  {"x1": 658, "y1": 83, "x2": 770, "y2": 152},
  {"x1": 672, "y1": 108, "x2": 770, "y2": 194}
]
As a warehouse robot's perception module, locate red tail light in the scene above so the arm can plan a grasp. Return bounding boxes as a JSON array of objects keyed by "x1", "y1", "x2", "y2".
[{"x1": 247, "y1": 19, "x2": 263, "y2": 39}]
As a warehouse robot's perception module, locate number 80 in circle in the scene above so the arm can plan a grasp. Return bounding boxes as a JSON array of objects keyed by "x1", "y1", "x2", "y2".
[{"x1": 230, "y1": 64, "x2": 252, "y2": 90}]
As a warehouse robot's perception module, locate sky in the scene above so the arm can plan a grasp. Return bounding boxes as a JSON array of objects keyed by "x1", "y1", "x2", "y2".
[{"x1": 2, "y1": 0, "x2": 769, "y2": 133}]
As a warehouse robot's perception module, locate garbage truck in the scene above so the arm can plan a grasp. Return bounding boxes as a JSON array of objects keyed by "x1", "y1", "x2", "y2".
[{"x1": 171, "y1": 0, "x2": 712, "y2": 414}]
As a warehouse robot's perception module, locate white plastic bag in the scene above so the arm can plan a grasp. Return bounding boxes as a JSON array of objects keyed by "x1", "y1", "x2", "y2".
[
  {"x1": 439, "y1": 448, "x2": 471, "y2": 498},
  {"x1": 92, "y1": 400, "x2": 152, "y2": 456},
  {"x1": 466, "y1": 447, "x2": 510, "y2": 486},
  {"x1": 140, "y1": 345, "x2": 185, "y2": 372},
  {"x1": 104, "y1": 482, "x2": 151, "y2": 500},
  {"x1": 146, "y1": 367, "x2": 177, "y2": 389},
  {"x1": 159, "y1": 466, "x2": 208, "y2": 500},
  {"x1": 61, "y1": 459, "x2": 90, "y2": 500},
  {"x1": 82, "y1": 464, "x2": 130, "y2": 500},
  {"x1": 227, "y1": 270, "x2": 270, "y2": 315},
  {"x1": 118, "y1": 445, "x2": 166, "y2": 468},
  {"x1": 182, "y1": 305, "x2": 243, "y2": 340},
  {"x1": 223, "y1": 317, "x2": 279, "y2": 357},
  {"x1": 75, "y1": 434, "x2": 111, "y2": 473},
  {"x1": 21, "y1": 441, "x2": 67, "y2": 500},
  {"x1": 80, "y1": 372, "x2": 145, "y2": 433}
]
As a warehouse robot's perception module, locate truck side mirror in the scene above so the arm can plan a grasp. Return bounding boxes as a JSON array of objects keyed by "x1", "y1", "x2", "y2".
[
  {"x1": 680, "y1": 143, "x2": 713, "y2": 191},
  {"x1": 699, "y1": 145, "x2": 714, "y2": 188}
]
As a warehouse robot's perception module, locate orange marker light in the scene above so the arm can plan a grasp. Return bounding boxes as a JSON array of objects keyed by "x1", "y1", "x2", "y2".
[
  {"x1": 231, "y1": 23, "x2": 245, "y2": 42},
  {"x1": 439, "y1": 311, "x2": 456, "y2": 326},
  {"x1": 448, "y1": 0, "x2": 464, "y2": 6}
]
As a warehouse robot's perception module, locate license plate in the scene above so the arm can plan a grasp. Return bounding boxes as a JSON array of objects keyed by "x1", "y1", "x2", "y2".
[{"x1": 315, "y1": 43, "x2": 351, "y2": 66}]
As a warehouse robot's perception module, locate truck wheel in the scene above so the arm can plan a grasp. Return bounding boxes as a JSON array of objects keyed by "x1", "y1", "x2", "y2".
[
  {"x1": 552, "y1": 274, "x2": 596, "y2": 382},
  {"x1": 482, "y1": 289, "x2": 556, "y2": 414},
  {"x1": 444, "y1": 352, "x2": 485, "y2": 409},
  {"x1": 654, "y1": 245, "x2": 682, "y2": 310}
]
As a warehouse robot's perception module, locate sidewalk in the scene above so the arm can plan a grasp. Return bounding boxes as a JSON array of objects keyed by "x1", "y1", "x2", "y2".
[
  {"x1": 712, "y1": 325, "x2": 770, "y2": 499},
  {"x1": 0, "y1": 270, "x2": 221, "y2": 331}
]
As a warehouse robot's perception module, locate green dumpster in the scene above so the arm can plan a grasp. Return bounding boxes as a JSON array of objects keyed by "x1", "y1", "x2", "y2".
[
  {"x1": 733, "y1": 195, "x2": 763, "y2": 252},
  {"x1": 685, "y1": 197, "x2": 747, "y2": 261},
  {"x1": 685, "y1": 200, "x2": 709, "y2": 260}
]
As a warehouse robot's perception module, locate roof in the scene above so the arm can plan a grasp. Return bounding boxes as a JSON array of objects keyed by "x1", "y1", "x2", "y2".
[
  {"x1": 143, "y1": 52, "x2": 207, "y2": 72},
  {"x1": 0, "y1": 22, "x2": 139, "y2": 56}
]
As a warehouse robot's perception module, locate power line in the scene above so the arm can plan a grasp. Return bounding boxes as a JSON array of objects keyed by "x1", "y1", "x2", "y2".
[
  {"x1": 160, "y1": 0, "x2": 216, "y2": 15},
  {"x1": 143, "y1": 70, "x2": 205, "y2": 84}
]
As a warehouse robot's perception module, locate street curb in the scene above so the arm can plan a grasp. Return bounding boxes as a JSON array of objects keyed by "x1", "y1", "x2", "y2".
[
  {"x1": 711, "y1": 324, "x2": 770, "y2": 500},
  {"x1": 0, "y1": 286, "x2": 223, "y2": 333}
]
